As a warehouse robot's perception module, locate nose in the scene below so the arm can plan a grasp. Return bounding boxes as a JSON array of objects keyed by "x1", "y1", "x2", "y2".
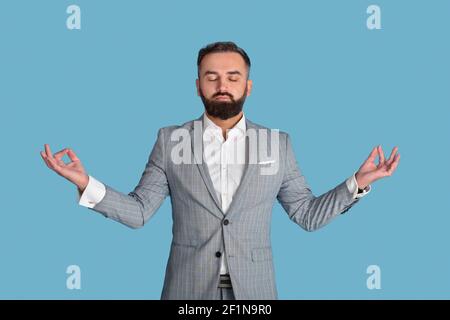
[{"x1": 217, "y1": 78, "x2": 229, "y2": 93}]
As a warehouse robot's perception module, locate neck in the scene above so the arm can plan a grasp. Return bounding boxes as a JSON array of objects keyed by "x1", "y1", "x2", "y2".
[{"x1": 205, "y1": 111, "x2": 244, "y2": 140}]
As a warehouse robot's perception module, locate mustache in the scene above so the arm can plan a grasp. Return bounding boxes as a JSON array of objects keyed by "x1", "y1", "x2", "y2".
[{"x1": 213, "y1": 92, "x2": 234, "y2": 100}]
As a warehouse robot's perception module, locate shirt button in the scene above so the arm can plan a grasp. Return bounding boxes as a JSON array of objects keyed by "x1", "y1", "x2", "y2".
[
  {"x1": 223, "y1": 219, "x2": 229, "y2": 226},
  {"x1": 215, "y1": 251, "x2": 222, "y2": 258}
]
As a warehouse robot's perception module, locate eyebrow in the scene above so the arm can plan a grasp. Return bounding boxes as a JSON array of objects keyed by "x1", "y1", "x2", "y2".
[{"x1": 203, "y1": 70, "x2": 243, "y2": 77}]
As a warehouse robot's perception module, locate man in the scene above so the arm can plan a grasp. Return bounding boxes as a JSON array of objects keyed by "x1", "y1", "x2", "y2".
[{"x1": 40, "y1": 41, "x2": 400, "y2": 300}]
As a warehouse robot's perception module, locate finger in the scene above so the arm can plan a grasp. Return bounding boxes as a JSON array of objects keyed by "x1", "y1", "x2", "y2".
[
  {"x1": 366, "y1": 146, "x2": 378, "y2": 162},
  {"x1": 43, "y1": 152, "x2": 61, "y2": 171},
  {"x1": 41, "y1": 152, "x2": 52, "y2": 168},
  {"x1": 386, "y1": 146, "x2": 399, "y2": 165},
  {"x1": 44, "y1": 144, "x2": 54, "y2": 160},
  {"x1": 387, "y1": 153, "x2": 400, "y2": 175},
  {"x1": 378, "y1": 145, "x2": 385, "y2": 165},
  {"x1": 67, "y1": 148, "x2": 80, "y2": 162},
  {"x1": 42, "y1": 153, "x2": 59, "y2": 171},
  {"x1": 54, "y1": 148, "x2": 69, "y2": 161}
]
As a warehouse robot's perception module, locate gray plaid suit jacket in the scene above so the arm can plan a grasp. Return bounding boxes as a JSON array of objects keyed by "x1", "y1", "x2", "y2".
[{"x1": 88, "y1": 115, "x2": 360, "y2": 300}]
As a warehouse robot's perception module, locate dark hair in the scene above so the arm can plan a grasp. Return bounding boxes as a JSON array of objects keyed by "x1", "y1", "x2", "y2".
[{"x1": 197, "y1": 41, "x2": 251, "y2": 77}]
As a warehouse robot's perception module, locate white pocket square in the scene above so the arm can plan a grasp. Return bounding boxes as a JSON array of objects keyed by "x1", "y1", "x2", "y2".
[{"x1": 258, "y1": 160, "x2": 276, "y2": 165}]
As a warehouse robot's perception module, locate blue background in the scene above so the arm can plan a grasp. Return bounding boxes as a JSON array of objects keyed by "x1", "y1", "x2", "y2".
[{"x1": 1, "y1": 0, "x2": 449, "y2": 299}]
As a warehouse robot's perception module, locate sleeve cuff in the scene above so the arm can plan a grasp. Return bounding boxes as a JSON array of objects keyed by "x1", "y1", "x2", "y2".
[
  {"x1": 346, "y1": 172, "x2": 371, "y2": 199},
  {"x1": 77, "y1": 175, "x2": 106, "y2": 208}
]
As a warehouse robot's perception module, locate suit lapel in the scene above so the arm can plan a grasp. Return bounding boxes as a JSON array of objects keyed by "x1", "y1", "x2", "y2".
[
  {"x1": 222, "y1": 119, "x2": 259, "y2": 218},
  {"x1": 189, "y1": 117, "x2": 224, "y2": 218}
]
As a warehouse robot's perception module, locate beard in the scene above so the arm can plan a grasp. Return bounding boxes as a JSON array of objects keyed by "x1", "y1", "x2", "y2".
[{"x1": 199, "y1": 85, "x2": 248, "y2": 120}]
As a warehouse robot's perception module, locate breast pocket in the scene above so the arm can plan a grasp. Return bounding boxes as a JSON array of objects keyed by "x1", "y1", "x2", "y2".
[{"x1": 258, "y1": 161, "x2": 279, "y2": 176}]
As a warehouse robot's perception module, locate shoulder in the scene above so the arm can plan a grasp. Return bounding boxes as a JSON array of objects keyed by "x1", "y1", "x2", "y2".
[
  {"x1": 246, "y1": 118, "x2": 290, "y2": 145},
  {"x1": 154, "y1": 117, "x2": 200, "y2": 144}
]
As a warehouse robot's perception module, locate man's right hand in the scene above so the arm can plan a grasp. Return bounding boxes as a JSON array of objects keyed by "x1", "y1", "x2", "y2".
[{"x1": 40, "y1": 144, "x2": 89, "y2": 193}]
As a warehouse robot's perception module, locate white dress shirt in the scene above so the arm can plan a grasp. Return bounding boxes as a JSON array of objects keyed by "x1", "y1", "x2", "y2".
[
  {"x1": 203, "y1": 112, "x2": 247, "y2": 274},
  {"x1": 78, "y1": 112, "x2": 371, "y2": 275}
]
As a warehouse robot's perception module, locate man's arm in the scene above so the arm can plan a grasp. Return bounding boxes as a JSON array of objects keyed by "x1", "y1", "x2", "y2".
[
  {"x1": 81, "y1": 128, "x2": 170, "y2": 229},
  {"x1": 41, "y1": 128, "x2": 169, "y2": 230},
  {"x1": 276, "y1": 134, "x2": 364, "y2": 232}
]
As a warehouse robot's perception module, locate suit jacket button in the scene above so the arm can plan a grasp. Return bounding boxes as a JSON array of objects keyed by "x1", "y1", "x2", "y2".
[
  {"x1": 223, "y1": 219, "x2": 229, "y2": 226},
  {"x1": 215, "y1": 251, "x2": 221, "y2": 258}
]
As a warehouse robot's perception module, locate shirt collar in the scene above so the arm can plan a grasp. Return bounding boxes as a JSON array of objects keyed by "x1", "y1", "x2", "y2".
[{"x1": 203, "y1": 112, "x2": 246, "y2": 139}]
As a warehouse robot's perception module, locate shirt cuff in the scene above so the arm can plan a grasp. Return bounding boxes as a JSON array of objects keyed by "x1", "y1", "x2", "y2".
[
  {"x1": 346, "y1": 172, "x2": 371, "y2": 199},
  {"x1": 77, "y1": 175, "x2": 106, "y2": 208}
]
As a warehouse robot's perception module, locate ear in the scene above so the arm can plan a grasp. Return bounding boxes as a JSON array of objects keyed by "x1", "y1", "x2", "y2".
[
  {"x1": 246, "y1": 79, "x2": 253, "y2": 96},
  {"x1": 196, "y1": 78, "x2": 200, "y2": 96}
]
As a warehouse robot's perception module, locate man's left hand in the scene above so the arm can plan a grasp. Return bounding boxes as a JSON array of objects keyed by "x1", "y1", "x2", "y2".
[{"x1": 355, "y1": 145, "x2": 400, "y2": 189}]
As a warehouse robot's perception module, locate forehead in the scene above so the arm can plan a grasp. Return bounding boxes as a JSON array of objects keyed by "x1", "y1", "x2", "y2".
[{"x1": 199, "y1": 52, "x2": 247, "y2": 74}]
